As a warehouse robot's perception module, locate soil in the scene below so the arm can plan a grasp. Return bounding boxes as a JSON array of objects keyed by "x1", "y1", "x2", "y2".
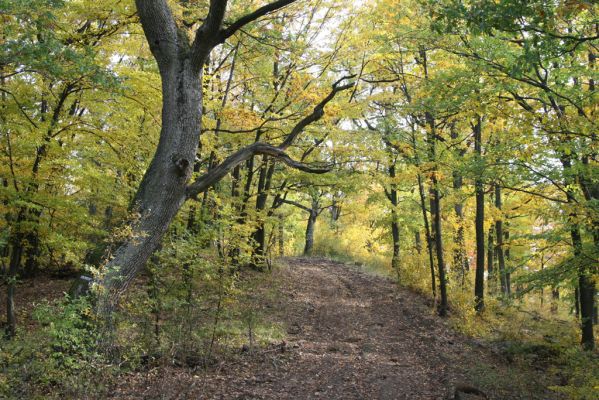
[{"x1": 112, "y1": 258, "x2": 561, "y2": 400}]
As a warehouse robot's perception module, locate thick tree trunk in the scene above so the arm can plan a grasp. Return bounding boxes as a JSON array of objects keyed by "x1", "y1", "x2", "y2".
[
  {"x1": 97, "y1": 55, "x2": 202, "y2": 318},
  {"x1": 473, "y1": 116, "x2": 485, "y2": 312},
  {"x1": 93, "y1": 0, "x2": 348, "y2": 324}
]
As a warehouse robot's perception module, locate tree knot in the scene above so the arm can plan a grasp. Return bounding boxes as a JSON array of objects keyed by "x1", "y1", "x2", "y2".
[{"x1": 171, "y1": 154, "x2": 191, "y2": 178}]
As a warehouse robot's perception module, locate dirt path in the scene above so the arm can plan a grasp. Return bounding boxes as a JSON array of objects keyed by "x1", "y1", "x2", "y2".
[{"x1": 115, "y1": 258, "x2": 559, "y2": 399}]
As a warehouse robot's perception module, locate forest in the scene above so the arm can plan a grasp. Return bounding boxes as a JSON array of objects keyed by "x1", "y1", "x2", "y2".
[{"x1": 0, "y1": 0, "x2": 597, "y2": 399}]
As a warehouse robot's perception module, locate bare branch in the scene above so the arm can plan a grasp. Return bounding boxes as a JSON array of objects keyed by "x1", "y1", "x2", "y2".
[
  {"x1": 279, "y1": 75, "x2": 355, "y2": 149},
  {"x1": 220, "y1": 0, "x2": 298, "y2": 41},
  {"x1": 187, "y1": 75, "x2": 353, "y2": 198},
  {"x1": 279, "y1": 198, "x2": 313, "y2": 213},
  {"x1": 192, "y1": 0, "x2": 300, "y2": 68},
  {"x1": 186, "y1": 142, "x2": 328, "y2": 199}
]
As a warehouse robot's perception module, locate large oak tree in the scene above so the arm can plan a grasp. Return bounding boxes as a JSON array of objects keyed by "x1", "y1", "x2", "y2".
[{"x1": 96, "y1": 0, "x2": 353, "y2": 317}]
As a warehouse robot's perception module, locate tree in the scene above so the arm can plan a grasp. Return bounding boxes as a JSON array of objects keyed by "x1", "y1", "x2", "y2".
[
  {"x1": 473, "y1": 115, "x2": 485, "y2": 312},
  {"x1": 95, "y1": 0, "x2": 354, "y2": 320}
]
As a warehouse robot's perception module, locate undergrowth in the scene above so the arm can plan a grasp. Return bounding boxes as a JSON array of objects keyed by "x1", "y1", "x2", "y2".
[{"x1": 0, "y1": 235, "x2": 285, "y2": 399}]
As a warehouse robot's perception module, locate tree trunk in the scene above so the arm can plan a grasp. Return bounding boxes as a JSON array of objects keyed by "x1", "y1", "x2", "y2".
[
  {"x1": 504, "y1": 225, "x2": 511, "y2": 292},
  {"x1": 5, "y1": 232, "x2": 23, "y2": 338},
  {"x1": 451, "y1": 126, "x2": 468, "y2": 284},
  {"x1": 251, "y1": 158, "x2": 276, "y2": 267},
  {"x1": 278, "y1": 215, "x2": 284, "y2": 257},
  {"x1": 473, "y1": 116, "x2": 485, "y2": 312},
  {"x1": 93, "y1": 0, "x2": 348, "y2": 323},
  {"x1": 303, "y1": 211, "x2": 317, "y2": 256},
  {"x1": 420, "y1": 48, "x2": 446, "y2": 315},
  {"x1": 551, "y1": 288, "x2": 559, "y2": 314},
  {"x1": 486, "y1": 228, "x2": 494, "y2": 294},
  {"x1": 495, "y1": 184, "x2": 509, "y2": 296},
  {"x1": 417, "y1": 173, "x2": 436, "y2": 301},
  {"x1": 97, "y1": 57, "x2": 202, "y2": 318},
  {"x1": 389, "y1": 163, "x2": 401, "y2": 277},
  {"x1": 426, "y1": 112, "x2": 447, "y2": 317},
  {"x1": 414, "y1": 231, "x2": 422, "y2": 254},
  {"x1": 430, "y1": 178, "x2": 448, "y2": 316},
  {"x1": 561, "y1": 153, "x2": 595, "y2": 350},
  {"x1": 391, "y1": 215, "x2": 401, "y2": 276}
]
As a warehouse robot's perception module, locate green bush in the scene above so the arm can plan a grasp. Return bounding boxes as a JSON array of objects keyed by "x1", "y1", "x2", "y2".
[{"x1": 0, "y1": 296, "x2": 115, "y2": 399}]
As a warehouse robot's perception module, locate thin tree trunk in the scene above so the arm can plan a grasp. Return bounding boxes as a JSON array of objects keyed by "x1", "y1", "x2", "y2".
[
  {"x1": 451, "y1": 126, "x2": 468, "y2": 284},
  {"x1": 487, "y1": 228, "x2": 494, "y2": 294},
  {"x1": 278, "y1": 215, "x2": 284, "y2": 257},
  {"x1": 426, "y1": 112, "x2": 447, "y2": 317},
  {"x1": 551, "y1": 288, "x2": 559, "y2": 314},
  {"x1": 420, "y1": 47, "x2": 447, "y2": 316},
  {"x1": 560, "y1": 153, "x2": 595, "y2": 349},
  {"x1": 473, "y1": 115, "x2": 485, "y2": 312},
  {"x1": 304, "y1": 211, "x2": 317, "y2": 256},
  {"x1": 504, "y1": 223, "x2": 511, "y2": 293},
  {"x1": 495, "y1": 184, "x2": 509, "y2": 296},
  {"x1": 389, "y1": 163, "x2": 401, "y2": 277},
  {"x1": 417, "y1": 173, "x2": 436, "y2": 301},
  {"x1": 5, "y1": 231, "x2": 23, "y2": 338}
]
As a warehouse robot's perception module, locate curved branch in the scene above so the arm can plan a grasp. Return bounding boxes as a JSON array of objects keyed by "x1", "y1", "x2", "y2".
[
  {"x1": 220, "y1": 0, "x2": 298, "y2": 42},
  {"x1": 280, "y1": 198, "x2": 313, "y2": 213},
  {"x1": 192, "y1": 0, "x2": 299, "y2": 68},
  {"x1": 186, "y1": 142, "x2": 328, "y2": 199},
  {"x1": 279, "y1": 75, "x2": 355, "y2": 149}
]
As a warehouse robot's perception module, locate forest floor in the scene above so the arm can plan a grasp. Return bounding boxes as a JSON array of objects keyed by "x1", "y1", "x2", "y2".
[{"x1": 113, "y1": 257, "x2": 562, "y2": 400}]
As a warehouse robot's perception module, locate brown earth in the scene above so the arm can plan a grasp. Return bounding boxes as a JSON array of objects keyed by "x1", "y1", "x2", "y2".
[{"x1": 112, "y1": 257, "x2": 561, "y2": 400}]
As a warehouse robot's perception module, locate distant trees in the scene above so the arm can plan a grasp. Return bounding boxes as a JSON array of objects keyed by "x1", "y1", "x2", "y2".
[
  {"x1": 1, "y1": 0, "x2": 595, "y2": 352},
  {"x1": 349, "y1": 0, "x2": 596, "y2": 349},
  {"x1": 1, "y1": 0, "x2": 141, "y2": 337}
]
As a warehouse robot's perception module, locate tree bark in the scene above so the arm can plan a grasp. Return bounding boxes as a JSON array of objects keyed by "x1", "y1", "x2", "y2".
[
  {"x1": 560, "y1": 153, "x2": 594, "y2": 350},
  {"x1": 486, "y1": 227, "x2": 494, "y2": 294},
  {"x1": 426, "y1": 112, "x2": 447, "y2": 317},
  {"x1": 451, "y1": 126, "x2": 468, "y2": 284},
  {"x1": 473, "y1": 116, "x2": 485, "y2": 312},
  {"x1": 495, "y1": 184, "x2": 509, "y2": 296},
  {"x1": 417, "y1": 173, "x2": 436, "y2": 301},
  {"x1": 388, "y1": 163, "x2": 401, "y2": 277},
  {"x1": 304, "y1": 210, "x2": 317, "y2": 256},
  {"x1": 278, "y1": 214, "x2": 284, "y2": 257}
]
